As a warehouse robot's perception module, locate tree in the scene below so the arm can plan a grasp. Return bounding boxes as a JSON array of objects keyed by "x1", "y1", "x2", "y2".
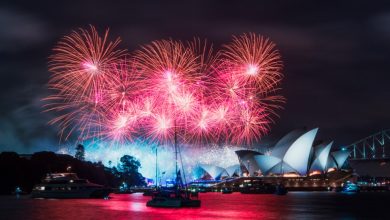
[
  {"x1": 0, "y1": 151, "x2": 121, "y2": 194},
  {"x1": 118, "y1": 155, "x2": 145, "y2": 187},
  {"x1": 75, "y1": 144, "x2": 85, "y2": 161}
]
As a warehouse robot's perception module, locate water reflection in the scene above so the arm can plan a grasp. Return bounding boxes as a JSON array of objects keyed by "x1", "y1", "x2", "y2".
[
  {"x1": 1, "y1": 192, "x2": 389, "y2": 219},
  {"x1": 101, "y1": 193, "x2": 276, "y2": 219}
]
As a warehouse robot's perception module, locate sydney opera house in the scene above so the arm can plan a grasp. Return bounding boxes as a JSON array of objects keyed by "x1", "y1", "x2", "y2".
[{"x1": 193, "y1": 128, "x2": 351, "y2": 181}]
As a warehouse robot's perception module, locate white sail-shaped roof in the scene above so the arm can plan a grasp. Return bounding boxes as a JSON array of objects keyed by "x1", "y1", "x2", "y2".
[
  {"x1": 326, "y1": 156, "x2": 337, "y2": 169},
  {"x1": 225, "y1": 164, "x2": 240, "y2": 177},
  {"x1": 192, "y1": 166, "x2": 206, "y2": 180},
  {"x1": 198, "y1": 164, "x2": 228, "y2": 180},
  {"x1": 312, "y1": 142, "x2": 326, "y2": 158},
  {"x1": 235, "y1": 150, "x2": 262, "y2": 176},
  {"x1": 253, "y1": 155, "x2": 281, "y2": 175},
  {"x1": 271, "y1": 128, "x2": 307, "y2": 159},
  {"x1": 310, "y1": 141, "x2": 333, "y2": 171},
  {"x1": 282, "y1": 128, "x2": 319, "y2": 175},
  {"x1": 267, "y1": 161, "x2": 298, "y2": 175},
  {"x1": 331, "y1": 150, "x2": 350, "y2": 169}
]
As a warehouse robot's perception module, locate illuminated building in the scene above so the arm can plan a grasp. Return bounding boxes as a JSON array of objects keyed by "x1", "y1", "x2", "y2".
[
  {"x1": 77, "y1": 128, "x2": 350, "y2": 182},
  {"x1": 235, "y1": 150, "x2": 263, "y2": 176},
  {"x1": 236, "y1": 128, "x2": 350, "y2": 177},
  {"x1": 193, "y1": 164, "x2": 230, "y2": 180}
]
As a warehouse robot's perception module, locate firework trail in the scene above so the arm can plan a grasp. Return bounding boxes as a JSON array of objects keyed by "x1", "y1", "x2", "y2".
[
  {"x1": 48, "y1": 25, "x2": 126, "y2": 101},
  {"x1": 209, "y1": 33, "x2": 285, "y2": 144},
  {"x1": 220, "y1": 33, "x2": 283, "y2": 93},
  {"x1": 44, "y1": 25, "x2": 127, "y2": 140},
  {"x1": 134, "y1": 39, "x2": 209, "y2": 144},
  {"x1": 45, "y1": 26, "x2": 284, "y2": 146}
]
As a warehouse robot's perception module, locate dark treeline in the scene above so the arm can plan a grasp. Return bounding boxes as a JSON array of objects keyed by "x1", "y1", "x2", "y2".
[{"x1": 0, "y1": 151, "x2": 145, "y2": 194}]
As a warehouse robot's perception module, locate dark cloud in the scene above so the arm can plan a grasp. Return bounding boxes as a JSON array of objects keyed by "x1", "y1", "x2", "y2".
[
  {"x1": 0, "y1": 84, "x2": 60, "y2": 152},
  {"x1": 1, "y1": 0, "x2": 390, "y2": 152},
  {"x1": 0, "y1": 8, "x2": 50, "y2": 52}
]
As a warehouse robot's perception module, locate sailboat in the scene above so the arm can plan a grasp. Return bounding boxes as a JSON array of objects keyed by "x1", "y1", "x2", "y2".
[
  {"x1": 146, "y1": 170, "x2": 201, "y2": 207},
  {"x1": 146, "y1": 129, "x2": 201, "y2": 208}
]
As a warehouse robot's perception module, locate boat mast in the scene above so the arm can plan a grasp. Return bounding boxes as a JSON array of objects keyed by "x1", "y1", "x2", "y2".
[
  {"x1": 174, "y1": 120, "x2": 178, "y2": 188},
  {"x1": 178, "y1": 143, "x2": 189, "y2": 198},
  {"x1": 155, "y1": 146, "x2": 158, "y2": 189}
]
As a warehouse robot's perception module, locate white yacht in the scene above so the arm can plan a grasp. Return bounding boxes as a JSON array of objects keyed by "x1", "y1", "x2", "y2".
[{"x1": 31, "y1": 173, "x2": 111, "y2": 199}]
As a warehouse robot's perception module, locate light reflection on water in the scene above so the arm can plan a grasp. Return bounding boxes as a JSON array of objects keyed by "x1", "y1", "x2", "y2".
[
  {"x1": 1, "y1": 192, "x2": 389, "y2": 220},
  {"x1": 99, "y1": 192, "x2": 277, "y2": 219}
]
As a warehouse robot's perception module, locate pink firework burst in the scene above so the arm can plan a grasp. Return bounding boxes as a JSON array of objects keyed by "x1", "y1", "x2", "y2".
[
  {"x1": 134, "y1": 39, "x2": 206, "y2": 143},
  {"x1": 45, "y1": 25, "x2": 126, "y2": 140},
  {"x1": 221, "y1": 33, "x2": 283, "y2": 93},
  {"x1": 45, "y1": 28, "x2": 285, "y2": 146},
  {"x1": 102, "y1": 59, "x2": 143, "y2": 110},
  {"x1": 100, "y1": 103, "x2": 139, "y2": 143},
  {"x1": 48, "y1": 25, "x2": 126, "y2": 101}
]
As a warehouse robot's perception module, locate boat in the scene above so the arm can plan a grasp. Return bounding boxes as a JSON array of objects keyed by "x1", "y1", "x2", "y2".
[
  {"x1": 146, "y1": 179, "x2": 201, "y2": 207},
  {"x1": 12, "y1": 186, "x2": 28, "y2": 196},
  {"x1": 275, "y1": 184, "x2": 288, "y2": 195},
  {"x1": 147, "y1": 196, "x2": 182, "y2": 207},
  {"x1": 146, "y1": 130, "x2": 201, "y2": 208},
  {"x1": 190, "y1": 191, "x2": 199, "y2": 197},
  {"x1": 341, "y1": 181, "x2": 360, "y2": 193},
  {"x1": 31, "y1": 173, "x2": 111, "y2": 199},
  {"x1": 146, "y1": 189, "x2": 201, "y2": 208},
  {"x1": 114, "y1": 189, "x2": 134, "y2": 194},
  {"x1": 143, "y1": 189, "x2": 156, "y2": 196},
  {"x1": 114, "y1": 182, "x2": 135, "y2": 194},
  {"x1": 221, "y1": 187, "x2": 233, "y2": 194},
  {"x1": 240, "y1": 183, "x2": 276, "y2": 194}
]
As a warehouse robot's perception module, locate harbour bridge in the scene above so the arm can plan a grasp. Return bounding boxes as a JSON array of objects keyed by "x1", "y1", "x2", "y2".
[{"x1": 343, "y1": 129, "x2": 390, "y2": 160}]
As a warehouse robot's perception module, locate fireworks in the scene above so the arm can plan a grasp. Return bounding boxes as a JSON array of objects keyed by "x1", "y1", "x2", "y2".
[
  {"x1": 44, "y1": 26, "x2": 126, "y2": 140},
  {"x1": 48, "y1": 25, "x2": 126, "y2": 100},
  {"x1": 57, "y1": 142, "x2": 242, "y2": 182},
  {"x1": 220, "y1": 33, "x2": 283, "y2": 93},
  {"x1": 45, "y1": 26, "x2": 284, "y2": 146}
]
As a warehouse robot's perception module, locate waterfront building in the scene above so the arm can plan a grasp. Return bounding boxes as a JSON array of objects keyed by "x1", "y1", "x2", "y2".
[{"x1": 193, "y1": 128, "x2": 350, "y2": 181}]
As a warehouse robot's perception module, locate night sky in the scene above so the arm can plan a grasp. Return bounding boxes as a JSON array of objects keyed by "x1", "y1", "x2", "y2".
[{"x1": 1, "y1": 0, "x2": 390, "y2": 153}]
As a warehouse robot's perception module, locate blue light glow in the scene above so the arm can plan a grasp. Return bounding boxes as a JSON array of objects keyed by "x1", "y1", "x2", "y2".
[{"x1": 57, "y1": 142, "x2": 241, "y2": 184}]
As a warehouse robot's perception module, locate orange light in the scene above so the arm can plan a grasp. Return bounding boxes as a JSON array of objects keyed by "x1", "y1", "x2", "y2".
[
  {"x1": 283, "y1": 173, "x2": 300, "y2": 177},
  {"x1": 309, "y1": 170, "x2": 322, "y2": 176}
]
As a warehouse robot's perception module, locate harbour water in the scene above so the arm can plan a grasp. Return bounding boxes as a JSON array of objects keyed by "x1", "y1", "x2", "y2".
[{"x1": 1, "y1": 192, "x2": 389, "y2": 219}]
